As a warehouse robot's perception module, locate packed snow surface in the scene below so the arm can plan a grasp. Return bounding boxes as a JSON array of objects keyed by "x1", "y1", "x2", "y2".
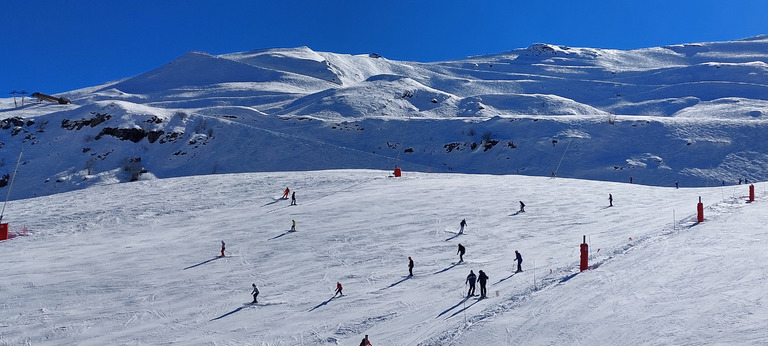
[{"x1": 1, "y1": 170, "x2": 766, "y2": 345}]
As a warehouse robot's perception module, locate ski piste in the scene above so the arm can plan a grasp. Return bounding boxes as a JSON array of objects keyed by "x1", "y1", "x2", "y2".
[{"x1": 3, "y1": 168, "x2": 764, "y2": 344}]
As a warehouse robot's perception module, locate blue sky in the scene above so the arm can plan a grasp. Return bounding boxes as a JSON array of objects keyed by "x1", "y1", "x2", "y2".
[{"x1": 3, "y1": 0, "x2": 768, "y2": 94}]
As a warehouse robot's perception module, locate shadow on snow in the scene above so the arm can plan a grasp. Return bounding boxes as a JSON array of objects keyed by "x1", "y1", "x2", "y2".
[
  {"x1": 269, "y1": 230, "x2": 295, "y2": 240},
  {"x1": 261, "y1": 198, "x2": 286, "y2": 207},
  {"x1": 437, "y1": 297, "x2": 468, "y2": 317},
  {"x1": 387, "y1": 276, "x2": 412, "y2": 288},
  {"x1": 444, "y1": 233, "x2": 462, "y2": 241},
  {"x1": 309, "y1": 296, "x2": 337, "y2": 312},
  {"x1": 210, "y1": 304, "x2": 251, "y2": 321},
  {"x1": 434, "y1": 262, "x2": 462, "y2": 274},
  {"x1": 449, "y1": 298, "x2": 482, "y2": 318},
  {"x1": 183, "y1": 256, "x2": 222, "y2": 270},
  {"x1": 559, "y1": 272, "x2": 579, "y2": 283},
  {"x1": 494, "y1": 272, "x2": 516, "y2": 285}
]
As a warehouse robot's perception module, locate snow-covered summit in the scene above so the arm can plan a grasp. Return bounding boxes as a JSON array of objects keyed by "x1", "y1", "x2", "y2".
[{"x1": 2, "y1": 37, "x2": 768, "y2": 199}]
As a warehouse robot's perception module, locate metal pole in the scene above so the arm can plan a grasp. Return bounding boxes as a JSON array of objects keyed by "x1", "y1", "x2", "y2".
[
  {"x1": 673, "y1": 209, "x2": 676, "y2": 230},
  {"x1": 394, "y1": 115, "x2": 411, "y2": 170},
  {"x1": 0, "y1": 149, "x2": 23, "y2": 222},
  {"x1": 553, "y1": 139, "x2": 572, "y2": 177}
]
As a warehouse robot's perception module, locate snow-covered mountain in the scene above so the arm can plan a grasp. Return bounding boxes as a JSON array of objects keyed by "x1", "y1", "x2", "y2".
[
  {"x1": 3, "y1": 36, "x2": 768, "y2": 198},
  {"x1": 3, "y1": 37, "x2": 768, "y2": 345}
]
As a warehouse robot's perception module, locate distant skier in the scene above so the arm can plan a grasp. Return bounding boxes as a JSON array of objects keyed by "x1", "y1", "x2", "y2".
[
  {"x1": 251, "y1": 283, "x2": 259, "y2": 303},
  {"x1": 457, "y1": 243, "x2": 466, "y2": 263},
  {"x1": 675, "y1": 181, "x2": 679, "y2": 189},
  {"x1": 282, "y1": 187, "x2": 290, "y2": 199},
  {"x1": 739, "y1": 178, "x2": 742, "y2": 185},
  {"x1": 290, "y1": 191, "x2": 297, "y2": 205},
  {"x1": 359, "y1": 335, "x2": 372, "y2": 346},
  {"x1": 478, "y1": 270, "x2": 489, "y2": 298},
  {"x1": 334, "y1": 282, "x2": 343, "y2": 297},
  {"x1": 459, "y1": 219, "x2": 467, "y2": 234},
  {"x1": 408, "y1": 256, "x2": 414, "y2": 276},
  {"x1": 290, "y1": 219, "x2": 296, "y2": 232},
  {"x1": 630, "y1": 176, "x2": 633, "y2": 184},
  {"x1": 465, "y1": 270, "x2": 477, "y2": 296},
  {"x1": 609, "y1": 194, "x2": 613, "y2": 207},
  {"x1": 519, "y1": 201, "x2": 525, "y2": 213},
  {"x1": 221, "y1": 241, "x2": 226, "y2": 257},
  {"x1": 513, "y1": 250, "x2": 523, "y2": 273}
]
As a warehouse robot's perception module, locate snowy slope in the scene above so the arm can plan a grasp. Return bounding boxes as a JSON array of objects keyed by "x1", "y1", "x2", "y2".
[
  {"x1": 1, "y1": 170, "x2": 766, "y2": 345},
  {"x1": 3, "y1": 36, "x2": 768, "y2": 200}
]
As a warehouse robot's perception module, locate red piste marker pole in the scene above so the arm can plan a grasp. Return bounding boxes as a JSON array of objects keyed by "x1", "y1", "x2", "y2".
[
  {"x1": 697, "y1": 196, "x2": 704, "y2": 223},
  {"x1": 579, "y1": 235, "x2": 589, "y2": 271}
]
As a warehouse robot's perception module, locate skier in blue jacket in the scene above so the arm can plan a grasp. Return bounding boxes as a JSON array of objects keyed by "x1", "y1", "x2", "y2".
[{"x1": 465, "y1": 270, "x2": 477, "y2": 296}]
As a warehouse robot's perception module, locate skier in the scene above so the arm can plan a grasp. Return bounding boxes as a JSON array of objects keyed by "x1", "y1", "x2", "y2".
[
  {"x1": 478, "y1": 270, "x2": 489, "y2": 298},
  {"x1": 290, "y1": 191, "x2": 297, "y2": 205},
  {"x1": 282, "y1": 187, "x2": 290, "y2": 199},
  {"x1": 519, "y1": 201, "x2": 525, "y2": 213},
  {"x1": 334, "y1": 282, "x2": 343, "y2": 297},
  {"x1": 630, "y1": 176, "x2": 633, "y2": 184},
  {"x1": 609, "y1": 194, "x2": 613, "y2": 207},
  {"x1": 459, "y1": 218, "x2": 467, "y2": 234},
  {"x1": 675, "y1": 181, "x2": 679, "y2": 189},
  {"x1": 251, "y1": 283, "x2": 259, "y2": 303},
  {"x1": 408, "y1": 256, "x2": 414, "y2": 276},
  {"x1": 513, "y1": 250, "x2": 523, "y2": 273},
  {"x1": 457, "y1": 243, "x2": 466, "y2": 263},
  {"x1": 359, "y1": 335, "x2": 372, "y2": 346},
  {"x1": 465, "y1": 270, "x2": 477, "y2": 296},
  {"x1": 220, "y1": 241, "x2": 226, "y2": 257},
  {"x1": 290, "y1": 219, "x2": 296, "y2": 232}
]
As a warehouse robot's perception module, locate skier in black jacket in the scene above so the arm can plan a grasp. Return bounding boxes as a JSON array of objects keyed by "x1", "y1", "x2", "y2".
[
  {"x1": 408, "y1": 257, "x2": 414, "y2": 276},
  {"x1": 514, "y1": 250, "x2": 523, "y2": 273},
  {"x1": 478, "y1": 270, "x2": 489, "y2": 298},
  {"x1": 251, "y1": 283, "x2": 259, "y2": 303},
  {"x1": 457, "y1": 243, "x2": 466, "y2": 263},
  {"x1": 465, "y1": 270, "x2": 477, "y2": 296}
]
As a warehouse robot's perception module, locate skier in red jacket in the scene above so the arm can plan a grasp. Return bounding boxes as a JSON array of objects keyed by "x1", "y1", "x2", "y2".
[{"x1": 334, "y1": 282, "x2": 343, "y2": 297}]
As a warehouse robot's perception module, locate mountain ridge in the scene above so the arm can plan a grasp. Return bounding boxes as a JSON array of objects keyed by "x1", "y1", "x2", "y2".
[{"x1": 2, "y1": 36, "x2": 768, "y2": 199}]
